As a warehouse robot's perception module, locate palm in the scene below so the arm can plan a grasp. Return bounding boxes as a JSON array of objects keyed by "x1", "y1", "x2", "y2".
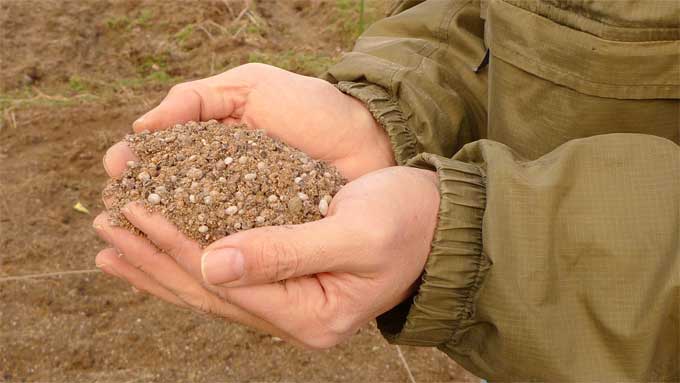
[{"x1": 106, "y1": 63, "x2": 394, "y2": 181}]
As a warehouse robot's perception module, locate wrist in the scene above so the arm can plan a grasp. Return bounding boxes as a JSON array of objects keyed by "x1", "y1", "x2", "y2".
[{"x1": 342, "y1": 93, "x2": 397, "y2": 177}]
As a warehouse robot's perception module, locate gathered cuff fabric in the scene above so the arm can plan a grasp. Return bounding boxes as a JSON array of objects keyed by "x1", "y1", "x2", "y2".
[
  {"x1": 335, "y1": 81, "x2": 418, "y2": 165},
  {"x1": 377, "y1": 153, "x2": 489, "y2": 346}
]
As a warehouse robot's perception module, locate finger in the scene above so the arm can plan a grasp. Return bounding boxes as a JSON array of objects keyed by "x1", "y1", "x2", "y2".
[
  {"x1": 132, "y1": 78, "x2": 249, "y2": 133},
  {"x1": 200, "y1": 216, "x2": 366, "y2": 287},
  {"x1": 117, "y1": 203, "x2": 359, "y2": 346},
  {"x1": 95, "y1": 248, "x2": 189, "y2": 308},
  {"x1": 122, "y1": 202, "x2": 203, "y2": 278},
  {"x1": 92, "y1": 212, "x2": 288, "y2": 338},
  {"x1": 117, "y1": 202, "x2": 362, "y2": 346},
  {"x1": 103, "y1": 141, "x2": 137, "y2": 178}
]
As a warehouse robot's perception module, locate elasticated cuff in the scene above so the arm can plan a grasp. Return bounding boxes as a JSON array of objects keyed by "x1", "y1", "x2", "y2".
[
  {"x1": 377, "y1": 153, "x2": 489, "y2": 346},
  {"x1": 335, "y1": 81, "x2": 418, "y2": 166}
]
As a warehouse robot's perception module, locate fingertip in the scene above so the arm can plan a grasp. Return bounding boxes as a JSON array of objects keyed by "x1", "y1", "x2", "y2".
[
  {"x1": 103, "y1": 141, "x2": 137, "y2": 178},
  {"x1": 132, "y1": 113, "x2": 149, "y2": 132},
  {"x1": 121, "y1": 200, "x2": 146, "y2": 219},
  {"x1": 96, "y1": 247, "x2": 118, "y2": 266},
  {"x1": 96, "y1": 248, "x2": 123, "y2": 278},
  {"x1": 93, "y1": 211, "x2": 109, "y2": 230}
]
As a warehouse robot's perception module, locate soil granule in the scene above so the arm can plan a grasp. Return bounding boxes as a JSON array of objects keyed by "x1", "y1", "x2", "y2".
[{"x1": 103, "y1": 120, "x2": 346, "y2": 246}]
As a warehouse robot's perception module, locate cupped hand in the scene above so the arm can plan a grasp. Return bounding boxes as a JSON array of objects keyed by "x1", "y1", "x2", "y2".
[
  {"x1": 94, "y1": 166, "x2": 439, "y2": 348},
  {"x1": 103, "y1": 63, "x2": 395, "y2": 181}
]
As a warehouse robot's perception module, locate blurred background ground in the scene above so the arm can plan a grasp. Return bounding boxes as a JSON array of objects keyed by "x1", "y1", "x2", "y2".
[{"x1": 0, "y1": 1, "x2": 478, "y2": 381}]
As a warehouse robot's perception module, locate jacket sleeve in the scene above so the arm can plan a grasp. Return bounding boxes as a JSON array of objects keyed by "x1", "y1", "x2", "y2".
[
  {"x1": 384, "y1": 134, "x2": 680, "y2": 381},
  {"x1": 322, "y1": 0, "x2": 488, "y2": 165}
]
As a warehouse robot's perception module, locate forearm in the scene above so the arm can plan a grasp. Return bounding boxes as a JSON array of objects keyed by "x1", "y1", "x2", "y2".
[
  {"x1": 382, "y1": 134, "x2": 680, "y2": 381},
  {"x1": 322, "y1": 0, "x2": 487, "y2": 164}
]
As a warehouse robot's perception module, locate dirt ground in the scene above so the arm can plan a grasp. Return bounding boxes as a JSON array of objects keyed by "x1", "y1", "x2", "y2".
[{"x1": 0, "y1": 1, "x2": 477, "y2": 381}]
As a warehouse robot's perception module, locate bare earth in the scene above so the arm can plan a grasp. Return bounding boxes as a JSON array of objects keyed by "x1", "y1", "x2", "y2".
[{"x1": 0, "y1": 1, "x2": 478, "y2": 381}]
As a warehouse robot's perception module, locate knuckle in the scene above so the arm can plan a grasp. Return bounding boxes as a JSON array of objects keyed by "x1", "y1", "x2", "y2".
[
  {"x1": 178, "y1": 291, "x2": 214, "y2": 315},
  {"x1": 168, "y1": 82, "x2": 189, "y2": 95},
  {"x1": 299, "y1": 331, "x2": 341, "y2": 350},
  {"x1": 325, "y1": 315, "x2": 356, "y2": 340},
  {"x1": 240, "y1": 62, "x2": 269, "y2": 72},
  {"x1": 253, "y1": 236, "x2": 300, "y2": 282},
  {"x1": 297, "y1": 305, "x2": 357, "y2": 350}
]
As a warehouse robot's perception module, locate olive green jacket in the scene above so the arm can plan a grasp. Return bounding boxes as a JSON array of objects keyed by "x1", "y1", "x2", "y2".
[{"x1": 323, "y1": 0, "x2": 679, "y2": 381}]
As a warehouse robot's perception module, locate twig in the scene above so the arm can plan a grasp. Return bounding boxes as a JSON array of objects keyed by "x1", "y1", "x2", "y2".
[
  {"x1": 10, "y1": 110, "x2": 16, "y2": 129},
  {"x1": 204, "y1": 20, "x2": 230, "y2": 35},
  {"x1": 0, "y1": 268, "x2": 101, "y2": 282},
  {"x1": 3, "y1": 108, "x2": 17, "y2": 129},
  {"x1": 234, "y1": 5, "x2": 249, "y2": 23},
  {"x1": 196, "y1": 24, "x2": 215, "y2": 41},
  {"x1": 32, "y1": 86, "x2": 68, "y2": 101},
  {"x1": 232, "y1": 23, "x2": 247, "y2": 38},
  {"x1": 222, "y1": 0, "x2": 235, "y2": 18},
  {"x1": 395, "y1": 345, "x2": 417, "y2": 383},
  {"x1": 246, "y1": 10, "x2": 260, "y2": 27}
]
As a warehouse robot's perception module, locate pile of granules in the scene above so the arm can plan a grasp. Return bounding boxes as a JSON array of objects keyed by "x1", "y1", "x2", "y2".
[{"x1": 103, "y1": 120, "x2": 346, "y2": 246}]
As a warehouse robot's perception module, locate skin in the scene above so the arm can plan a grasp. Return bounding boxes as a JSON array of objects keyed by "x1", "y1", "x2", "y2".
[{"x1": 95, "y1": 63, "x2": 440, "y2": 349}]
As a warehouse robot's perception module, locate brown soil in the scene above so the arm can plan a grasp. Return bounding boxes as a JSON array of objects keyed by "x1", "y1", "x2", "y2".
[
  {"x1": 105, "y1": 121, "x2": 345, "y2": 245},
  {"x1": 0, "y1": 1, "x2": 477, "y2": 382}
]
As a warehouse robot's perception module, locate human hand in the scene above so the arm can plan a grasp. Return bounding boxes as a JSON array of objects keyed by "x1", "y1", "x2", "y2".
[
  {"x1": 103, "y1": 63, "x2": 395, "y2": 181},
  {"x1": 94, "y1": 166, "x2": 439, "y2": 348}
]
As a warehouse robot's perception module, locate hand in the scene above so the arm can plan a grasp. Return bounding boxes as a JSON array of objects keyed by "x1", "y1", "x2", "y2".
[
  {"x1": 103, "y1": 63, "x2": 395, "y2": 181},
  {"x1": 94, "y1": 166, "x2": 440, "y2": 348}
]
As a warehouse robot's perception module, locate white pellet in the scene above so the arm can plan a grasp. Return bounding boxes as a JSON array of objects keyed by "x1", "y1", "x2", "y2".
[
  {"x1": 294, "y1": 177, "x2": 302, "y2": 184},
  {"x1": 189, "y1": 194, "x2": 197, "y2": 203},
  {"x1": 137, "y1": 171, "x2": 150, "y2": 182},
  {"x1": 198, "y1": 225, "x2": 209, "y2": 233},
  {"x1": 238, "y1": 156, "x2": 248, "y2": 164},
  {"x1": 224, "y1": 157, "x2": 234, "y2": 165},
  {"x1": 244, "y1": 173, "x2": 256, "y2": 181},
  {"x1": 203, "y1": 195, "x2": 213, "y2": 205},
  {"x1": 267, "y1": 195, "x2": 278, "y2": 203},
  {"x1": 225, "y1": 206, "x2": 238, "y2": 216},
  {"x1": 147, "y1": 193, "x2": 161, "y2": 205},
  {"x1": 318, "y1": 198, "x2": 329, "y2": 216},
  {"x1": 257, "y1": 161, "x2": 266, "y2": 170},
  {"x1": 255, "y1": 216, "x2": 265, "y2": 224},
  {"x1": 298, "y1": 192, "x2": 309, "y2": 201},
  {"x1": 126, "y1": 160, "x2": 137, "y2": 168}
]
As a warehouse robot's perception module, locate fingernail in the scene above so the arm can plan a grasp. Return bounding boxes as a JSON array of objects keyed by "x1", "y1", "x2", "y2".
[
  {"x1": 102, "y1": 148, "x2": 112, "y2": 174},
  {"x1": 201, "y1": 248, "x2": 244, "y2": 284},
  {"x1": 132, "y1": 114, "x2": 147, "y2": 130},
  {"x1": 96, "y1": 263, "x2": 120, "y2": 278}
]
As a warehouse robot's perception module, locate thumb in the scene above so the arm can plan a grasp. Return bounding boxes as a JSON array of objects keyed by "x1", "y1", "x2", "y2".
[
  {"x1": 200, "y1": 217, "x2": 361, "y2": 286},
  {"x1": 132, "y1": 77, "x2": 250, "y2": 132}
]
